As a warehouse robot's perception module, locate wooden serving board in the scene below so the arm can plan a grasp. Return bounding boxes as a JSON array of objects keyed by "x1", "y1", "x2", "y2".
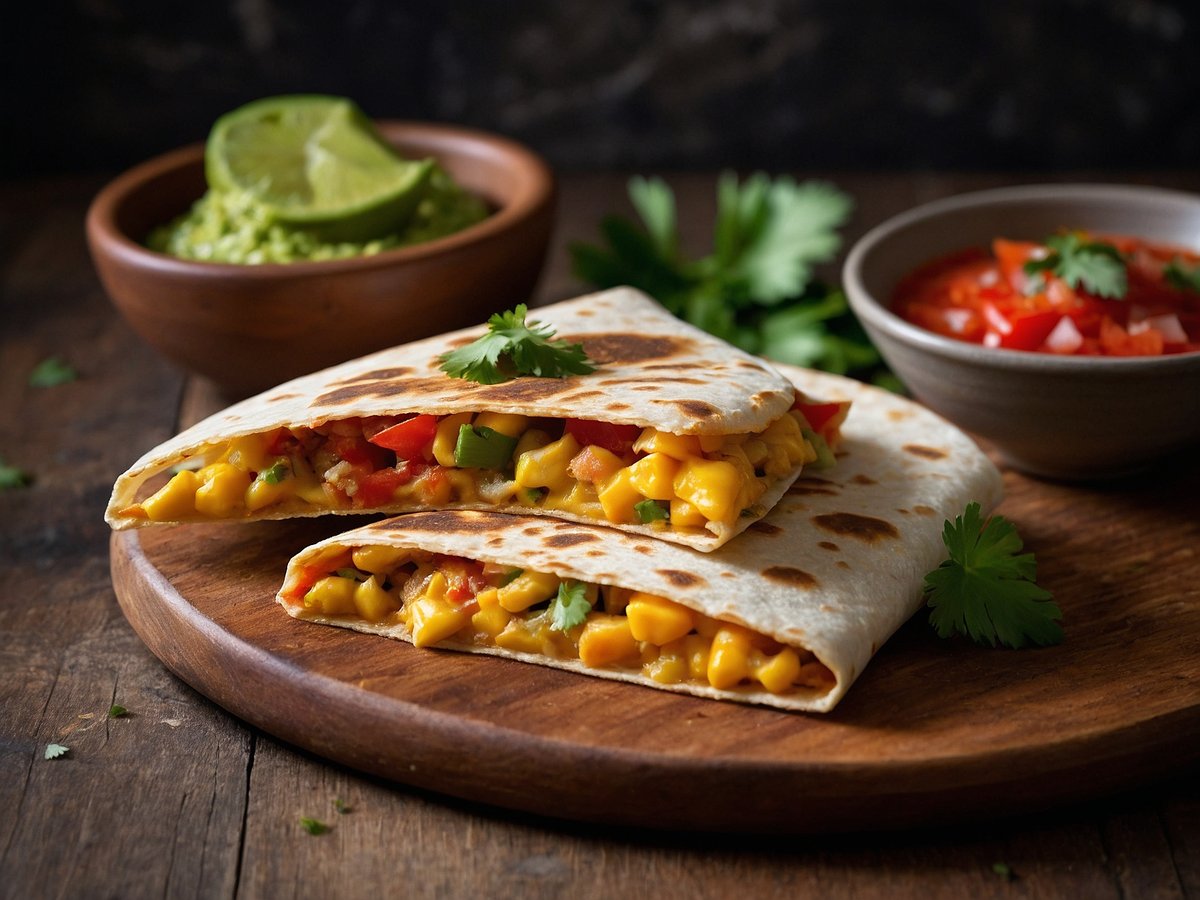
[{"x1": 109, "y1": 456, "x2": 1200, "y2": 833}]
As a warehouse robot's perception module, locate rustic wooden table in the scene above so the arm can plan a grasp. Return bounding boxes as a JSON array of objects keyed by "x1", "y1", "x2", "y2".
[{"x1": 1, "y1": 170, "x2": 1197, "y2": 899}]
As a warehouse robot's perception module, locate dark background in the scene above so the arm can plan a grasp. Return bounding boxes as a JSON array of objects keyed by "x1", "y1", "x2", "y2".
[{"x1": 7, "y1": 0, "x2": 1198, "y2": 176}]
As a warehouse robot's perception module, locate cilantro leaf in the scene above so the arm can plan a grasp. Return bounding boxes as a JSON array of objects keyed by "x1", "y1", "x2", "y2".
[
  {"x1": 44, "y1": 743, "x2": 69, "y2": 760},
  {"x1": 548, "y1": 580, "x2": 591, "y2": 632},
  {"x1": 570, "y1": 173, "x2": 895, "y2": 387},
  {"x1": 439, "y1": 304, "x2": 596, "y2": 384},
  {"x1": 634, "y1": 499, "x2": 669, "y2": 523},
  {"x1": 260, "y1": 461, "x2": 290, "y2": 484},
  {"x1": 299, "y1": 817, "x2": 329, "y2": 835},
  {"x1": 333, "y1": 798, "x2": 352, "y2": 814},
  {"x1": 1023, "y1": 234, "x2": 1127, "y2": 299},
  {"x1": 108, "y1": 704, "x2": 129, "y2": 718},
  {"x1": 924, "y1": 503, "x2": 1062, "y2": 649},
  {"x1": 1164, "y1": 257, "x2": 1200, "y2": 292},
  {"x1": 29, "y1": 356, "x2": 78, "y2": 387},
  {"x1": 0, "y1": 457, "x2": 31, "y2": 490}
]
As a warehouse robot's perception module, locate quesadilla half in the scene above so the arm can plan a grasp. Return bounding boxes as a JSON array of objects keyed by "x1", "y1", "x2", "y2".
[
  {"x1": 276, "y1": 366, "x2": 1003, "y2": 713},
  {"x1": 106, "y1": 288, "x2": 844, "y2": 551}
]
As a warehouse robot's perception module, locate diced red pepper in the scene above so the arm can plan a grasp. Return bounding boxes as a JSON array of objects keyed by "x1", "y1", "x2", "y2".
[
  {"x1": 367, "y1": 414, "x2": 439, "y2": 460},
  {"x1": 790, "y1": 400, "x2": 845, "y2": 433},
  {"x1": 436, "y1": 557, "x2": 488, "y2": 604},
  {"x1": 564, "y1": 419, "x2": 642, "y2": 455},
  {"x1": 329, "y1": 433, "x2": 392, "y2": 468},
  {"x1": 354, "y1": 462, "x2": 418, "y2": 508}
]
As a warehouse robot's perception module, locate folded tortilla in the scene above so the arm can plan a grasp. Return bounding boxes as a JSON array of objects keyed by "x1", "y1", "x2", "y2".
[
  {"x1": 276, "y1": 366, "x2": 1003, "y2": 713},
  {"x1": 106, "y1": 287, "x2": 840, "y2": 551}
]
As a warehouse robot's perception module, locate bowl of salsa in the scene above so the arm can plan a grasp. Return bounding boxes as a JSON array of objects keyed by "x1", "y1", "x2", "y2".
[{"x1": 843, "y1": 184, "x2": 1200, "y2": 478}]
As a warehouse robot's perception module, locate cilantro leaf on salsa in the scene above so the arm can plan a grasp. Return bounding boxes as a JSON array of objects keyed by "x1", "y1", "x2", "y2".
[
  {"x1": 924, "y1": 502, "x2": 1062, "y2": 649},
  {"x1": 0, "y1": 457, "x2": 31, "y2": 490},
  {"x1": 439, "y1": 304, "x2": 596, "y2": 385},
  {"x1": 1023, "y1": 233, "x2": 1127, "y2": 299},
  {"x1": 29, "y1": 356, "x2": 78, "y2": 387},
  {"x1": 1164, "y1": 257, "x2": 1200, "y2": 292},
  {"x1": 548, "y1": 580, "x2": 591, "y2": 632},
  {"x1": 570, "y1": 174, "x2": 896, "y2": 388}
]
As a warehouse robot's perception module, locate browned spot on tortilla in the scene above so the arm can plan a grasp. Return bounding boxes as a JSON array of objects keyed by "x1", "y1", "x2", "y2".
[
  {"x1": 897, "y1": 508, "x2": 910, "y2": 515},
  {"x1": 571, "y1": 390, "x2": 603, "y2": 399},
  {"x1": 473, "y1": 378, "x2": 584, "y2": 403},
  {"x1": 370, "y1": 510, "x2": 506, "y2": 534},
  {"x1": 720, "y1": 572, "x2": 735, "y2": 578},
  {"x1": 268, "y1": 393, "x2": 300, "y2": 401},
  {"x1": 607, "y1": 402, "x2": 631, "y2": 411},
  {"x1": 820, "y1": 604, "x2": 834, "y2": 613},
  {"x1": 632, "y1": 385, "x2": 658, "y2": 392},
  {"x1": 887, "y1": 410, "x2": 909, "y2": 421},
  {"x1": 315, "y1": 374, "x2": 448, "y2": 405},
  {"x1": 913, "y1": 505, "x2": 936, "y2": 516},
  {"x1": 762, "y1": 566, "x2": 818, "y2": 588},
  {"x1": 576, "y1": 309, "x2": 595, "y2": 317},
  {"x1": 788, "y1": 484, "x2": 839, "y2": 496},
  {"x1": 748, "y1": 521, "x2": 783, "y2": 535},
  {"x1": 585, "y1": 549, "x2": 604, "y2": 557},
  {"x1": 486, "y1": 537, "x2": 504, "y2": 546},
  {"x1": 522, "y1": 527, "x2": 542, "y2": 536},
  {"x1": 850, "y1": 474, "x2": 877, "y2": 485},
  {"x1": 658, "y1": 569, "x2": 705, "y2": 587},
  {"x1": 904, "y1": 444, "x2": 947, "y2": 460},
  {"x1": 544, "y1": 532, "x2": 598, "y2": 548},
  {"x1": 559, "y1": 333, "x2": 687, "y2": 364},
  {"x1": 813, "y1": 513, "x2": 899, "y2": 543},
  {"x1": 672, "y1": 399, "x2": 720, "y2": 419},
  {"x1": 335, "y1": 366, "x2": 413, "y2": 385},
  {"x1": 446, "y1": 336, "x2": 476, "y2": 348},
  {"x1": 736, "y1": 360, "x2": 764, "y2": 369},
  {"x1": 652, "y1": 377, "x2": 705, "y2": 385},
  {"x1": 818, "y1": 541, "x2": 839, "y2": 551},
  {"x1": 633, "y1": 544, "x2": 654, "y2": 555},
  {"x1": 837, "y1": 561, "x2": 850, "y2": 570}
]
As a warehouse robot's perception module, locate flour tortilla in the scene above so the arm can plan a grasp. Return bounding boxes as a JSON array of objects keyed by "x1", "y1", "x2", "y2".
[
  {"x1": 278, "y1": 366, "x2": 1003, "y2": 713},
  {"x1": 105, "y1": 287, "x2": 798, "y2": 549}
]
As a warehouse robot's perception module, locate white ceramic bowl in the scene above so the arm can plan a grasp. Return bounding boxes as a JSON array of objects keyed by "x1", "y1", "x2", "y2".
[{"x1": 843, "y1": 184, "x2": 1200, "y2": 479}]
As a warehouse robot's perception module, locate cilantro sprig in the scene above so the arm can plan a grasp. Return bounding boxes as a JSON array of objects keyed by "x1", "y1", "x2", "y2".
[
  {"x1": 29, "y1": 356, "x2": 78, "y2": 387},
  {"x1": 1023, "y1": 233, "x2": 1127, "y2": 299},
  {"x1": 1164, "y1": 257, "x2": 1200, "y2": 292},
  {"x1": 299, "y1": 817, "x2": 329, "y2": 835},
  {"x1": 923, "y1": 502, "x2": 1062, "y2": 649},
  {"x1": 439, "y1": 304, "x2": 595, "y2": 384},
  {"x1": 571, "y1": 173, "x2": 897, "y2": 387},
  {"x1": 548, "y1": 580, "x2": 591, "y2": 632}
]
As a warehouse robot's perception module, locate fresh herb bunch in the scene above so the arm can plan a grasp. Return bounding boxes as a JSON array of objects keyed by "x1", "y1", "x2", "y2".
[
  {"x1": 571, "y1": 173, "x2": 897, "y2": 388},
  {"x1": 1023, "y1": 233, "x2": 1127, "y2": 299},
  {"x1": 439, "y1": 304, "x2": 595, "y2": 384},
  {"x1": 924, "y1": 502, "x2": 1062, "y2": 649}
]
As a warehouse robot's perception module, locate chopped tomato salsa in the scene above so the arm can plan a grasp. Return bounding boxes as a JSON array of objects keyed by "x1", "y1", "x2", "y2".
[{"x1": 892, "y1": 233, "x2": 1200, "y2": 356}]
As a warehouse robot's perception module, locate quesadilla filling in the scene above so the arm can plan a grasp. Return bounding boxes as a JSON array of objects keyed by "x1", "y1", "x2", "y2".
[
  {"x1": 123, "y1": 398, "x2": 848, "y2": 535},
  {"x1": 280, "y1": 547, "x2": 836, "y2": 696}
]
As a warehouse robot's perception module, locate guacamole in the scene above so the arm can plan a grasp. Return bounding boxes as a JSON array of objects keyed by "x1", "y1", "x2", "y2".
[{"x1": 147, "y1": 164, "x2": 490, "y2": 265}]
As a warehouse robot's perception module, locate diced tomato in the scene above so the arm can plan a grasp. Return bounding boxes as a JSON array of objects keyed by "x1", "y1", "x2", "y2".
[
  {"x1": 354, "y1": 462, "x2": 419, "y2": 508},
  {"x1": 986, "y1": 307, "x2": 1063, "y2": 352},
  {"x1": 791, "y1": 400, "x2": 847, "y2": 433},
  {"x1": 329, "y1": 433, "x2": 392, "y2": 468},
  {"x1": 564, "y1": 419, "x2": 642, "y2": 455},
  {"x1": 367, "y1": 414, "x2": 439, "y2": 460},
  {"x1": 281, "y1": 564, "x2": 328, "y2": 603},
  {"x1": 436, "y1": 557, "x2": 488, "y2": 604},
  {"x1": 992, "y1": 238, "x2": 1043, "y2": 294},
  {"x1": 265, "y1": 428, "x2": 296, "y2": 456},
  {"x1": 1100, "y1": 317, "x2": 1164, "y2": 356},
  {"x1": 567, "y1": 445, "x2": 622, "y2": 483}
]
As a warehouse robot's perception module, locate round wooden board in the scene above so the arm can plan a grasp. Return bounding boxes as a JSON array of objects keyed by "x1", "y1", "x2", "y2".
[{"x1": 109, "y1": 462, "x2": 1200, "y2": 833}]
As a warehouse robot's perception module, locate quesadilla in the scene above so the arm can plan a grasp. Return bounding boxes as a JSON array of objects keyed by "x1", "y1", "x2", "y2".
[
  {"x1": 106, "y1": 288, "x2": 846, "y2": 551},
  {"x1": 276, "y1": 366, "x2": 1003, "y2": 713}
]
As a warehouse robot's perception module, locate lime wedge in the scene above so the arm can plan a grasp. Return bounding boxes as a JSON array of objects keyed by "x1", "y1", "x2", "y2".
[{"x1": 205, "y1": 95, "x2": 433, "y2": 242}]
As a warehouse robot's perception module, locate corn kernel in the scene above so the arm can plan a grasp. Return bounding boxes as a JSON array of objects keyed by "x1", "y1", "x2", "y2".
[
  {"x1": 141, "y1": 471, "x2": 200, "y2": 521},
  {"x1": 684, "y1": 634, "x2": 711, "y2": 680},
  {"x1": 472, "y1": 412, "x2": 529, "y2": 438},
  {"x1": 221, "y1": 435, "x2": 272, "y2": 471},
  {"x1": 513, "y1": 428, "x2": 551, "y2": 461},
  {"x1": 742, "y1": 439, "x2": 769, "y2": 468},
  {"x1": 351, "y1": 545, "x2": 408, "y2": 575},
  {"x1": 597, "y1": 467, "x2": 644, "y2": 524},
  {"x1": 304, "y1": 576, "x2": 358, "y2": 616},
  {"x1": 433, "y1": 413, "x2": 473, "y2": 467},
  {"x1": 707, "y1": 626, "x2": 753, "y2": 689},
  {"x1": 471, "y1": 604, "x2": 511, "y2": 638},
  {"x1": 354, "y1": 575, "x2": 399, "y2": 623},
  {"x1": 668, "y1": 498, "x2": 707, "y2": 528},
  {"x1": 756, "y1": 648, "x2": 802, "y2": 694},
  {"x1": 559, "y1": 480, "x2": 603, "y2": 519},
  {"x1": 644, "y1": 639, "x2": 690, "y2": 684},
  {"x1": 625, "y1": 593, "x2": 694, "y2": 645},
  {"x1": 494, "y1": 620, "x2": 545, "y2": 654},
  {"x1": 672, "y1": 458, "x2": 742, "y2": 523},
  {"x1": 444, "y1": 467, "x2": 478, "y2": 503},
  {"x1": 195, "y1": 463, "x2": 252, "y2": 517},
  {"x1": 244, "y1": 476, "x2": 294, "y2": 512},
  {"x1": 475, "y1": 587, "x2": 500, "y2": 610},
  {"x1": 626, "y1": 453, "x2": 679, "y2": 501},
  {"x1": 632, "y1": 428, "x2": 703, "y2": 461},
  {"x1": 497, "y1": 570, "x2": 560, "y2": 612},
  {"x1": 410, "y1": 595, "x2": 470, "y2": 647},
  {"x1": 513, "y1": 433, "x2": 581, "y2": 492},
  {"x1": 578, "y1": 614, "x2": 639, "y2": 667}
]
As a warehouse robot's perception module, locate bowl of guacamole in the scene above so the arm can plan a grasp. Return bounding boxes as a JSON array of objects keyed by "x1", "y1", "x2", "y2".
[{"x1": 86, "y1": 114, "x2": 556, "y2": 396}]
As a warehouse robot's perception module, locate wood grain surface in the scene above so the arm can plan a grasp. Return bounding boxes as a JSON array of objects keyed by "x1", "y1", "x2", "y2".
[
  {"x1": 108, "y1": 422, "x2": 1200, "y2": 832},
  {"x1": 4, "y1": 172, "x2": 1199, "y2": 899}
]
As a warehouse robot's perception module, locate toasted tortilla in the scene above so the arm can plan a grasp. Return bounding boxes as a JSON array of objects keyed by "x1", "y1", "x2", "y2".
[
  {"x1": 277, "y1": 366, "x2": 1003, "y2": 713},
  {"x1": 105, "y1": 288, "x2": 800, "y2": 549}
]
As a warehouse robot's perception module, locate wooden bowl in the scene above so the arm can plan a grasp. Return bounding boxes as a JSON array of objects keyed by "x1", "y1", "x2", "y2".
[
  {"x1": 843, "y1": 184, "x2": 1200, "y2": 479},
  {"x1": 86, "y1": 122, "x2": 556, "y2": 397}
]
